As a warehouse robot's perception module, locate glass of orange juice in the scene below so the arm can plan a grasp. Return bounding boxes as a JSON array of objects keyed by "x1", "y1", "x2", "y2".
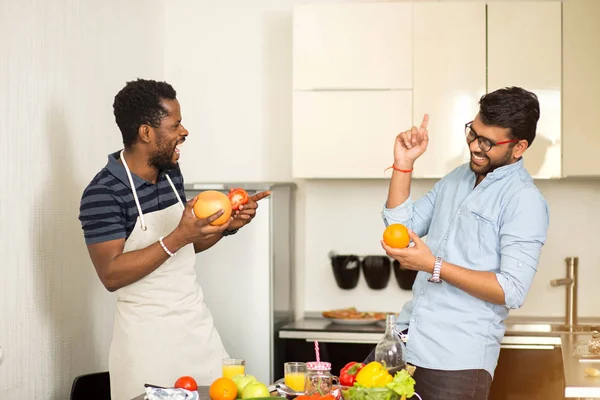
[
  {"x1": 222, "y1": 358, "x2": 245, "y2": 379},
  {"x1": 284, "y1": 362, "x2": 306, "y2": 393}
]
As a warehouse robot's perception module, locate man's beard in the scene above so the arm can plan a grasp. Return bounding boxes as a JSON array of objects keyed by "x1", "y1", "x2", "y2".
[
  {"x1": 148, "y1": 138, "x2": 178, "y2": 171},
  {"x1": 469, "y1": 149, "x2": 513, "y2": 177}
]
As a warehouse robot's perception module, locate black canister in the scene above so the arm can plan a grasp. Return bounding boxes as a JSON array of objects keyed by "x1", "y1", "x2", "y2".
[
  {"x1": 361, "y1": 256, "x2": 391, "y2": 290},
  {"x1": 392, "y1": 259, "x2": 418, "y2": 290},
  {"x1": 330, "y1": 253, "x2": 361, "y2": 289}
]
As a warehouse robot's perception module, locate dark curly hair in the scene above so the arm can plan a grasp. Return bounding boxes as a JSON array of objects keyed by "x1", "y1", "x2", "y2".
[
  {"x1": 479, "y1": 86, "x2": 540, "y2": 147},
  {"x1": 113, "y1": 78, "x2": 177, "y2": 148}
]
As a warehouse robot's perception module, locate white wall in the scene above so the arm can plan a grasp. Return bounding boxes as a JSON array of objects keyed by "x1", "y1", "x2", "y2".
[{"x1": 0, "y1": 0, "x2": 165, "y2": 398}]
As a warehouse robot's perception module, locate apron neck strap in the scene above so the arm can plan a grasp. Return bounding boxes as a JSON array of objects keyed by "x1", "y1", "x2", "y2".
[
  {"x1": 119, "y1": 150, "x2": 186, "y2": 231},
  {"x1": 120, "y1": 150, "x2": 148, "y2": 231},
  {"x1": 165, "y1": 174, "x2": 186, "y2": 211}
]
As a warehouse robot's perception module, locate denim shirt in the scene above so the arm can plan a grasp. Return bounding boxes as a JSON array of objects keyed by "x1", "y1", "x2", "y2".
[{"x1": 382, "y1": 159, "x2": 549, "y2": 378}]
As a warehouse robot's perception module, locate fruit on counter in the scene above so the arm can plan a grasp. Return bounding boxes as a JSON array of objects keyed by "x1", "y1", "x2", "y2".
[
  {"x1": 193, "y1": 190, "x2": 233, "y2": 226},
  {"x1": 209, "y1": 377, "x2": 238, "y2": 400},
  {"x1": 339, "y1": 362, "x2": 364, "y2": 386},
  {"x1": 228, "y1": 188, "x2": 250, "y2": 211},
  {"x1": 174, "y1": 375, "x2": 198, "y2": 391},
  {"x1": 355, "y1": 361, "x2": 393, "y2": 388},
  {"x1": 231, "y1": 374, "x2": 258, "y2": 398},
  {"x1": 383, "y1": 224, "x2": 410, "y2": 249},
  {"x1": 241, "y1": 381, "x2": 270, "y2": 399}
]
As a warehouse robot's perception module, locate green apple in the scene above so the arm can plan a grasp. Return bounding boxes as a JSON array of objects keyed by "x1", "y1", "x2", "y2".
[
  {"x1": 241, "y1": 381, "x2": 270, "y2": 399},
  {"x1": 232, "y1": 374, "x2": 257, "y2": 397}
]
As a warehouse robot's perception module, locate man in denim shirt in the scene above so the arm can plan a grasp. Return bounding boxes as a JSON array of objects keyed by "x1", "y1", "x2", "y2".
[{"x1": 374, "y1": 87, "x2": 549, "y2": 399}]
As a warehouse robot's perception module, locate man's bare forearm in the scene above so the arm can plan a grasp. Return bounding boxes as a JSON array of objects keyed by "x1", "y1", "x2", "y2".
[
  {"x1": 386, "y1": 162, "x2": 414, "y2": 209},
  {"x1": 440, "y1": 262, "x2": 506, "y2": 305},
  {"x1": 93, "y1": 230, "x2": 188, "y2": 292},
  {"x1": 193, "y1": 234, "x2": 223, "y2": 253}
]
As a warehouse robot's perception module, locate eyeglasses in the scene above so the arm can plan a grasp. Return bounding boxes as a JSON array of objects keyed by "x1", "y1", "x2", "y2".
[{"x1": 465, "y1": 121, "x2": 519, "y2": 153}]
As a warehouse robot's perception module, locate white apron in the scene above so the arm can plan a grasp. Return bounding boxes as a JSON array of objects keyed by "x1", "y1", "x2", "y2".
[{"x1": 109, "y1": 151, "x2": 229, "y2": 400}]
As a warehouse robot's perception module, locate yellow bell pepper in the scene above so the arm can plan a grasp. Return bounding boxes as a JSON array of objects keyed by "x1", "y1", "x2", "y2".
[{"x1": 355, "y1": 361, "x2": 393, "y2": 388}]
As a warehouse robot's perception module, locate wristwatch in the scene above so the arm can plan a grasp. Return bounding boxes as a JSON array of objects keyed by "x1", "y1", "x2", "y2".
[
  {"x1": 222, "y1": 229, "x2": 239, "y2": 237},
  {"x1": 427, "y1": 256, "x2": 443, "y2": 284}
]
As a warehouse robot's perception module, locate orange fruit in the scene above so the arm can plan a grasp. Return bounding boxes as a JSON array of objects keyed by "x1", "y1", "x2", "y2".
[
  {"x1": 383, "y1": 223, "x2": 410, "y2": 248},
  {"x1": 209, "y1": 377, "x2": 238, "y2": 400},
  {"x1": 193, "y1": 190, "x2": 232, "y2": 226}
]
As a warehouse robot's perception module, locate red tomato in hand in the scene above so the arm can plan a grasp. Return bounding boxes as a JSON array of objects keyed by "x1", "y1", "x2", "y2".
[
  {"x1": 174, "y1": 376, "x2": 198, "y2": 391},
  {"x1": 228, "y1": 188, "x2": 249, "y2": 211}
]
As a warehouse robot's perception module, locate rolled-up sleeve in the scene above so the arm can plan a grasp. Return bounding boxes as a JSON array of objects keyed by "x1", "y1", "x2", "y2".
[
  {"x1": 496, "y1": 186, "x2": 550, "y2": 309},
  {"x1": 382, "y1": 180, "x2": 441, "y2": 238}
]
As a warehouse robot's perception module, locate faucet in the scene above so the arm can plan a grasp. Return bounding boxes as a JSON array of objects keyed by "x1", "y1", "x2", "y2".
[{"x1": 550, "y1": 256, "x2": 579, "y2": 330}]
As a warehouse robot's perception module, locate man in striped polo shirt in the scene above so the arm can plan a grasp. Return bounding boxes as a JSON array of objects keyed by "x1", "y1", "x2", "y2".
[{"x1": 78, "y1": 78, "x2": 269, "y2": 399}]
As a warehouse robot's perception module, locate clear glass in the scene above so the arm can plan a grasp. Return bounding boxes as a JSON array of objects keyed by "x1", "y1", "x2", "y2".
[
  {"x1": 222, "y1": 358, "x2": 245, "y2": 379},
  {"x1": 374, "y1": 314, "x2": 406, "y2": 374},
  {"x1": 304, "y1": 363, "x2": 339, "y2": 396},
  {"x1": 284, "y1": 362, "x2": 306, "y2": 392}
]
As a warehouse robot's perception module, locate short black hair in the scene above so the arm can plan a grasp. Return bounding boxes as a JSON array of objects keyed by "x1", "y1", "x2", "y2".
[
  {"x1": 478, "y1": 86, "x2": 540, "y2": 146},
  {"x1": 113, "y1": 78, "x2": 177, "y2": 148}
]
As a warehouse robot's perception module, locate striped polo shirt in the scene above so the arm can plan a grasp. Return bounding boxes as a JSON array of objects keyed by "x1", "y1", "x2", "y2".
[{"x1": 79, "y1": 151, "x2": 187, "y2": 245}]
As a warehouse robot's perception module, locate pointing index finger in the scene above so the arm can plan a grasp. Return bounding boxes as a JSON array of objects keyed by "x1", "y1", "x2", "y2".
[
  {"x1": 249, "y1": 190, "x2": 271, "y2": 202},
  {"x1": 420, "y1": 114, "x2": 429, "y2": 132}
]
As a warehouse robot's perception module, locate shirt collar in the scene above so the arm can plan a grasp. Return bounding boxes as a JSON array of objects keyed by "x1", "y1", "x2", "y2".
[
  {"x1": 482, "y1": 158, "x2": 524, "y2": 182},
  {"x1": 105, "y1": 150, "x2": 151, "y2": 190}
]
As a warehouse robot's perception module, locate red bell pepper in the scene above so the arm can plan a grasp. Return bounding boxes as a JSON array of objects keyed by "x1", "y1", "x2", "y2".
[{"x1": 339, "y1": 362, "x2": 364, "y2": 387}]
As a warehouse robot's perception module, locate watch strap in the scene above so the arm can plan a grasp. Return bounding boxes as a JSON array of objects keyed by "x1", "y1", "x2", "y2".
[{"x1": 427, "y1": 256, "x2": 443, "y2": 284}]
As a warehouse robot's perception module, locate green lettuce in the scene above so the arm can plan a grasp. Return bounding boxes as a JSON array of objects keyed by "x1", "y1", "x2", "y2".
[{"x1": 386, "y1": 370, "x2": 416, "y2": 398}]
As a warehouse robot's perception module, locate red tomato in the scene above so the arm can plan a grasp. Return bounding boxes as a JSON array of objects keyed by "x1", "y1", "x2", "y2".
[
  {"x1": 174, "y1": 376, "x2": 198, "y2": 391},
  {"x1": 228, "y1": 188, "x2": 249, "y2": 211}
]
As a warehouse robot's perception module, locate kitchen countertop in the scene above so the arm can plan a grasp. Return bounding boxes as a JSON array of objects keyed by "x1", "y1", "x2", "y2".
[
  {"x1": 278, "y1": 315, "x2": 600, "y2": 346},
  {"x1": 561, "y1": 333, "x2": 600, "y2": 398},
  {"x1": 279, "y1": 316, "x2": 600, "y2": 398}
]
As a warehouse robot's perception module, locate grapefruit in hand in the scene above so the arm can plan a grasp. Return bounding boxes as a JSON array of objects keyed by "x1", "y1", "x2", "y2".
[
  {"x1": 193, "y1": 190, "x2": 232, "y2": 226},
  {"x1": 383, "y1": 224, "x2": 410, "y2": 248}
]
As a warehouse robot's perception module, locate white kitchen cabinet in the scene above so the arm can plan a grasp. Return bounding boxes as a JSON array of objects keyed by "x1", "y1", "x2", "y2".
[
  {"x1": 292, "y1": 91, "x2": 412, "y2": 179},
  {"x1": 411, "y1": 2, "x2": 487, "y2": 179},
  {"x1": 487, "y1": 2, "x2": 562, "y2": 179},
  {"x1": 562, "y1": 0, "x2": 600, "y2": 177},
  {"x1": 292, "y1": 2, "x2": 413, "y2": 90}
]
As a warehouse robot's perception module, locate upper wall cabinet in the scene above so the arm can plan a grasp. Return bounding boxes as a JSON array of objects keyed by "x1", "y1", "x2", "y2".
[
  {"x1": 292, "y1": 3, "x2": 413, "y2": 90},
  {"x1": 292, "y1": 91, "x2": 412, "y2": 179},
  {"x1": 412, "y1": 2, "x2": 486, "y2": 179},
  {"x1": 562, "y1": 0, "x2": 600, "y2": 177},
  {"x1": 487, "y1": 2, "x2": 562, "y2": 179}
]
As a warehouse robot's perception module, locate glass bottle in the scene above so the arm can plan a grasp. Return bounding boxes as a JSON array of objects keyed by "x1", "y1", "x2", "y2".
[{"x1": 374, "y1": 314, "x2": 406, "y2": 375}]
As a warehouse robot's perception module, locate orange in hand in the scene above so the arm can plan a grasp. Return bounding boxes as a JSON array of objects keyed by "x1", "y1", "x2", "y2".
[
  {"x1": 209, "y1": 377, "x2": 238, "y2": 400},
  {"x1": 193, "y1": 190, "x2": 233, "y2": 226},
  {"x1": 383, "y1": 224, "x2": 410, "y2": 249}
]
